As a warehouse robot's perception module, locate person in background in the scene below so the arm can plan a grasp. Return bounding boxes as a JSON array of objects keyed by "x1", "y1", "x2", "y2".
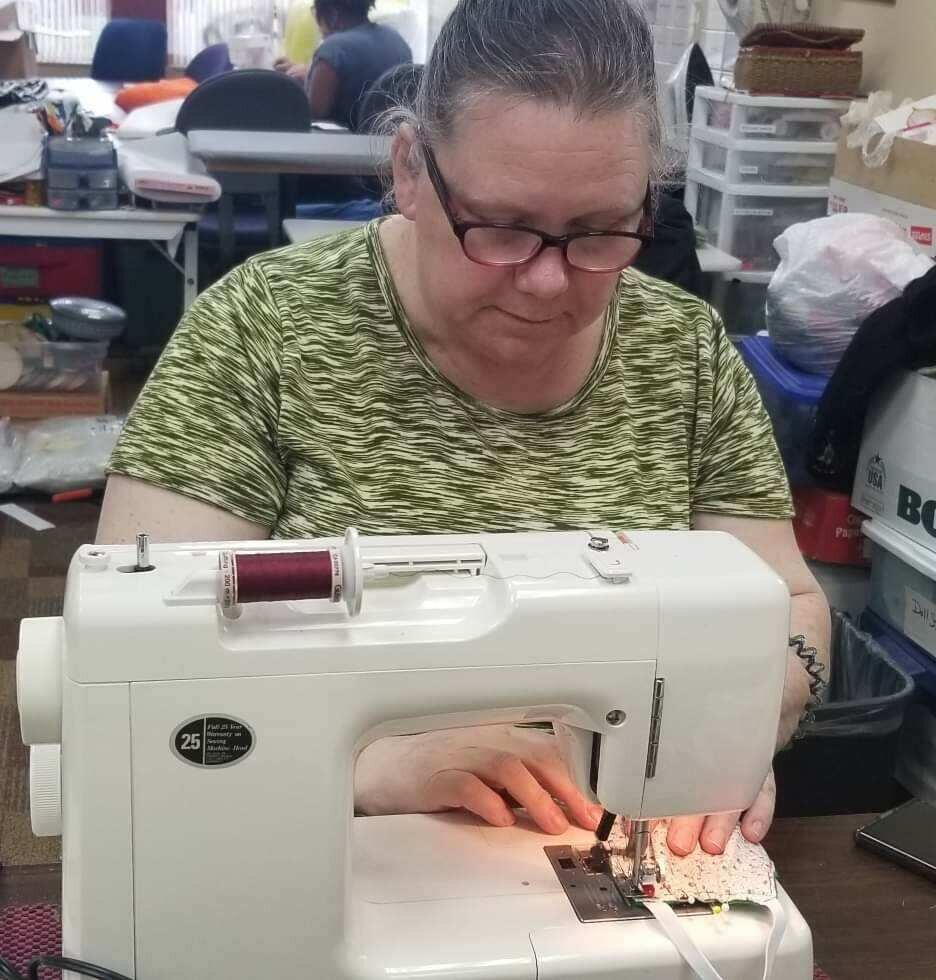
[{"x1": 275, "y1": 0, "x2": 411, "y2": 130}]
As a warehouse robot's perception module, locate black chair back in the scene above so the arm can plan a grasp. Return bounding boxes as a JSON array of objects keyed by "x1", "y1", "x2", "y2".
[
  {"x1": 356, "y1": 63, "x2": 423, "y2": 134},
  {"x1": 176, "y1": 69, "x2": 311, "y2": 134}
]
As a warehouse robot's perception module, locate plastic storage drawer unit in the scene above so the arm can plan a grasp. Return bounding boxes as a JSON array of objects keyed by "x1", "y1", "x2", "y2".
[
  {"x1": 45, "y1": 136, "x2": 119, "y2": 212},
  {"x1": 864, "y1": 518, "x2": 936, "y2": 659},
  {"x1": 45, "y1": 189, "x2": 120, "y2": 211},
  {"x1": 692, "y1": 85, "x2": 847, "y2": 142},
  {"x1": 686, "y1": 171, "x2": 829, "y2": 271},
  {"x1": 736, "y1": 335, "x2": 827, "y2": 487},
  {"x1": 689, "y1": 130, "x2": 837, "y2": 187}
]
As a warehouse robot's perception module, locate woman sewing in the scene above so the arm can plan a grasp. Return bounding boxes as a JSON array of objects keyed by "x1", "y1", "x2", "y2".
[{"x1": 99, "y1": 0, "x2": 830, "y2": 858}]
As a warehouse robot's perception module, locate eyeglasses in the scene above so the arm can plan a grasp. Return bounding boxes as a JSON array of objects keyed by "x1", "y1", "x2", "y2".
[{"x1": 420, "y1": 142, "x2": 653, "y2": 273}]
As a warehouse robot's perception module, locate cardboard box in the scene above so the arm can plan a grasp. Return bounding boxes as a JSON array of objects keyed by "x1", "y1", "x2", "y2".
[
  {"x1": 852, "y1": 370, "x2": 936, "y2": 555},
  {"x1": 792, "y1": 487, "x2": 868, "y2": 566},
  {"x1": 0, "y1": 370, "x2": 111, "y2": 419},
  {"x1": 0, "y1": 3, "x2": 37, "y2": 79},
  {"x1": 830, "y1": 135, "x2": 936, "y2": 257},
  {"x1": 830, "y1": 178, "x2": 936, "y2": 258}
]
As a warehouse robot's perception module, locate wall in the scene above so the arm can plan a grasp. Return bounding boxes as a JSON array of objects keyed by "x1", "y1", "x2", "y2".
[
  {"x1": 427, "y1": 0, "x2": 457, "y2": 46},
  {"x1": 426, "y1": 0, "x2": 936, "y2": 100},
  {"x1": 812, "y1": 0, "x2": 936, "y2": 99},
  {"x1": 111, "y1": 0, "x2": 166, "y2": 19}
]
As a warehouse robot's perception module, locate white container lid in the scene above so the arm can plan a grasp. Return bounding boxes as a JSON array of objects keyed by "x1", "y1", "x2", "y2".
[
  {"x1": 694, "y1": 85, "x2": 853, "y2": 111},
  {"x1": 864, "y1": 519, "x2": 936, "y2": 581},
  {"x1": 687, "y1": 167, "x2": 832, "y2": 197}
]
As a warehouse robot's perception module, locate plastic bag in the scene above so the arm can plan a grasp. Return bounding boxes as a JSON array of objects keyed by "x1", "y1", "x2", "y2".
[
  {"x1": 12, "y1": 415, "x2": 123, "y2": 494},
  {"x1": 766, "y1": 214, "x2": 933, "y2": 375},
  {"x1": 0, "y1": 417, "x2": 19, "y2": 493},
  {"x1": 842, "y1": 90, "x2": 936, "y2": 167}
]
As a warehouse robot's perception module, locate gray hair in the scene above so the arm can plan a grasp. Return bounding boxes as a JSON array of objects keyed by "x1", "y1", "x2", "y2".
[{"x1": 397, "y1": 0, "x2": 666, "y2": 185}]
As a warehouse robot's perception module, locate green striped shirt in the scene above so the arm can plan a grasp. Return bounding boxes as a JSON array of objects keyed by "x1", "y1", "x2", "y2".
[{"x1": 109, "y1": 220, "x2": 792, "y2": 538}]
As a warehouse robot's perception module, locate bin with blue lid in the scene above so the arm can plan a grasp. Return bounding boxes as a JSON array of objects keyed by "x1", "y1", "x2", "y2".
[
  {"x1": 737, "y1": 334, "x2": 827, "y2": 487},
  {"x1": 861, "y1": 608, "x2": 936, "y2": 805}
]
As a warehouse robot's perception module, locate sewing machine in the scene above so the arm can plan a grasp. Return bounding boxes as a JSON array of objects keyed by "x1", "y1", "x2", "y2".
[{"x1": 17, "y1": 528, "x2": 813, "y2": 979}]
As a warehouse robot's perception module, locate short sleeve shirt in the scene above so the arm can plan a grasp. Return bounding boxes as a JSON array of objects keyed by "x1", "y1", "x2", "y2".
[
  {"x1": 311, "y1": 22, "x2": 412, "y2": 129},
  {"x1": 108, "y1": 221, "x2": 793, "y2": 538}
]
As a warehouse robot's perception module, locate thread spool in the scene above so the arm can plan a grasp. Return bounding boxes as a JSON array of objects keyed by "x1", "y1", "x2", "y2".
[{"x1": 218, "y1": 548, "x2": 343, "y2": 609}]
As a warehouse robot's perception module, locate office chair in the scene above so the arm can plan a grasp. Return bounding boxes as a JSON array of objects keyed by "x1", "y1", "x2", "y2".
[
  {"x1": 177, "y1": 70, "x2": 312, "y2": 274},
  {"x1": 176, "y1": 69, "x2": 311, "y2": 134},
  {"x1": 91, "y1": 19, "x2": 167, "y2": 83},
  {"x1": 185, "y1": 43, "x2": 233, "y2": 84},
  {"x1": 355, "y1": 62, "x2": 423, "y2": 135}
]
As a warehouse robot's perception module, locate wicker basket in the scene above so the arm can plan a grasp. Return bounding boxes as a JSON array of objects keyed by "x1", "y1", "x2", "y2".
[{"x1": 734, "y1": 23, "x2": 864, "y2": 98}]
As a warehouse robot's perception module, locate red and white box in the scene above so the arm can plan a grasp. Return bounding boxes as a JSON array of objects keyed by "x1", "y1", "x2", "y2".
[{"x1": 793, "y1": 486, "x2": 869, "y2": 566}]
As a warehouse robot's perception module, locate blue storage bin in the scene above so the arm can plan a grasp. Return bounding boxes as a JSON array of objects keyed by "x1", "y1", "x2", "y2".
[
  {"x1": 861, "y1": 608, "x2": 936, "y2": 805},
  {"x1": 860, "y1": 608, "x2": 936, "y2": 702},
  {"x1": 737, "y1": 335, "x2": 827, "y2": 487}
]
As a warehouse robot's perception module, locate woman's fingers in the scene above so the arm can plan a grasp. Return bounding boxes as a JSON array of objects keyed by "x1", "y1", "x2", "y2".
[
  {"x1": 698, "y1": 811, "x2": 742, "y2": 855},
  {"x1": 740, "y1": 769, "x2": 776, "y2": 844},
  {"x1": 426, "y1": 754, "x2": 573, "y2": 834},
  {"x1": 664, "y1": 770, "x2": 778, "y2": 856},
  {"x1": 666, "y1": 814, "x2": 706, "y2": 856},
  {"x1": 424, "y1": 770, "x2": 516, "y2": 827},
  {"x1": 357, "y1": 726, "x2": 602, "y2": 834},
  {"x1": 525, "y1": 756, "x2": 603, "y2": 831},
  {"x1": 487, "y1": 754, "x2": 570, "y2": 834}
]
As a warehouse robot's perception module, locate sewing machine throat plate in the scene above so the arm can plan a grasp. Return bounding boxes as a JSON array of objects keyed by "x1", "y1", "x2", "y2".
[{"x1": 545, "y1": 845, "x2": 711, "y2": 924}]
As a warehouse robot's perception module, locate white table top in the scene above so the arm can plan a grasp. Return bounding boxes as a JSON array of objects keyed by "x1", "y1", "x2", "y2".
[
  {"x1": 697, "y1": 244, "x2": 743, "y2": 274},
  {"x1": 283, "y1": 218, "x2": 367, "y2": 243},
  {"x1": 187, "y1": 130, "x2": 390, "y2": 175},
  {"x1": 0, "y1": 205, "x2": 198, "y2": 240}
]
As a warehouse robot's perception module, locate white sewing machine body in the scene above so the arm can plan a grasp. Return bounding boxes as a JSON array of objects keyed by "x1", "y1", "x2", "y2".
[{"x1": 17, "y1": 529, "x2": 813, "y2": 979}]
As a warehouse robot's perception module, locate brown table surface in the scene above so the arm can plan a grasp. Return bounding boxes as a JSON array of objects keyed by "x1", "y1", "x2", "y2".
[{"x1": 2, "y1": 813, "x2": 934, "y2": 979}]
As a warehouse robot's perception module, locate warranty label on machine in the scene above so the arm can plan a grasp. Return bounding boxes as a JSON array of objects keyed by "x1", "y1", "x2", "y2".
[{"x1": 172, "y1": 716, "x2": 255, "y2": 768}]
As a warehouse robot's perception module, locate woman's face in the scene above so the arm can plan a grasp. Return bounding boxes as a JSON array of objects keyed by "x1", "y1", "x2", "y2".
[{"x1": 393, "y1": 96, "x2": 651, "y2": 359}]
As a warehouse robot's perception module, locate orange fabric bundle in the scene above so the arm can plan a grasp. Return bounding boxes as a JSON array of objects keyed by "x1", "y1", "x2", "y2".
[{"x1": 115, "y1": 77, "x2": 197, "y2": 112}]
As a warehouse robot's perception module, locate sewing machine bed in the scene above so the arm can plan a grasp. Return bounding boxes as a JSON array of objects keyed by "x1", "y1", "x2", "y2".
[{"x1": 351, "y1": 811, "x2": 813, "y2": 979}]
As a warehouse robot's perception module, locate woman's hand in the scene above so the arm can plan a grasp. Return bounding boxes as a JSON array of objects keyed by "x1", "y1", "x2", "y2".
[
  {"x1": 355, "y1": 725, "x2": 604, "y2": 835},
  {"x1": 355, "y1": 724, "x2": 775, "y2": 852},
  {"x1": 665, "y1": 769, "x2": 777, "y2": 856},
  {"x1": 273, "y1": 56, "x2": 308, "y2": 82}
]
